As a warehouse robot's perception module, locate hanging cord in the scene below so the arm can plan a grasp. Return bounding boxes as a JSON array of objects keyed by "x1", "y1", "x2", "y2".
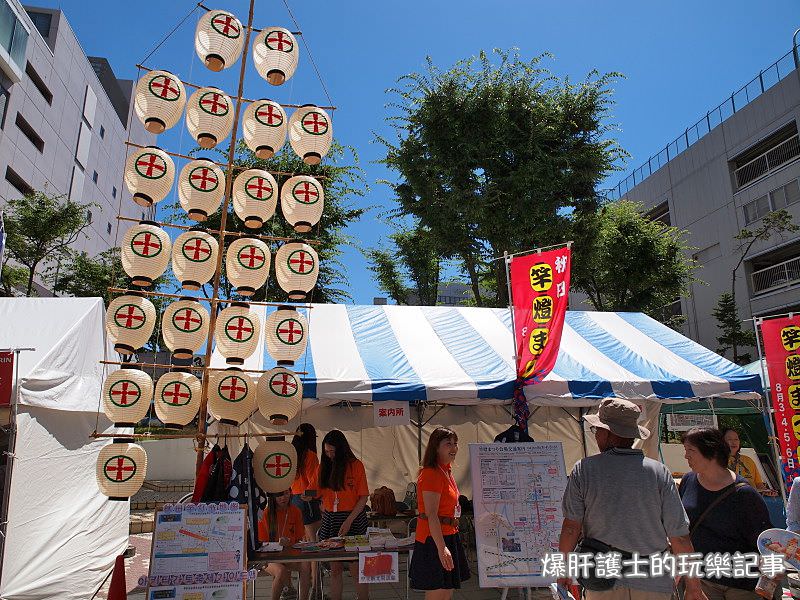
[
  {"x1": 139, "y1": 2, "x2": 204, "y2": 66},
  {"x1": 280, "y1": 0, "x2": 335, "y2": 109}
]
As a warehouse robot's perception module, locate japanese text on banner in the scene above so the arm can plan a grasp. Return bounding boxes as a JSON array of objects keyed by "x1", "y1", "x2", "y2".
[
  {"x1": 510, "y1": 248, "x2": 571, "y2": 382},
  {"x1": 761, "y1": 317, "x2": 800, "y2": 491}
]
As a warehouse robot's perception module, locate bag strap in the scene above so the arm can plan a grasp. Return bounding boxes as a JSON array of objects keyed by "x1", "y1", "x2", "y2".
[{"x1": 690, "y1": 482, "x2": 747, "y2": 534}]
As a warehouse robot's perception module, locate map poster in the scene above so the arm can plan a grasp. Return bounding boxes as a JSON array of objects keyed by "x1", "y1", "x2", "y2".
[
  {"x1": 146, "y1": 501, "x2": 248, "y2": 600},
  {"x1": 468, "y1": 442, "x2": 568, "y2": 588}
]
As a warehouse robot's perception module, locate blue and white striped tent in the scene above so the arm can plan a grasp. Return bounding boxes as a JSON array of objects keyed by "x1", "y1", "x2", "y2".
[{"x1": 212, "y1": 304, "x2": 762, "y2": 407}]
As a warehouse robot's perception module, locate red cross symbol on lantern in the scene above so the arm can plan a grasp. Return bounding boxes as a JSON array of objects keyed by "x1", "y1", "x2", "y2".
[
  {"x1": 264, "y1": 452, "x2": 292, "y2": 478},
  {"x1": 163, "y1": 382, "x2": 190, "y2": 405},
  {"x1": 256, "y1": 104, "x2": 283, "y2": 126},
  {"x1": 200, "y1": 92, "x2": 228, "y2": 115},
  {"x1": 136, "y1": 153, "x2": 166, "y2": 178},
  {"x1": 288, "y1": 250, "x2": 314, "y2": 274},
  {"x1": 220, "y1": 376, "x2": 247, "y2": 401},
  {"x1": 132, "y1": 232, "x2": 162, "y2": 257},
  {"x1": 149, "y1": 75, "x2": 180, "y2": 100},
  {"x1": 212, "y1": 14, "x2": 240, "y2": 37},
  {"x1": 270, "y1": 373, "x2": 297, "y2": 396},
  {"x1": 110, "y1": 381, "x2": 140, "y2": 406},
  {"x1": 190, "y1": 167, "x2": 218, "y2": 191},
  {"x1": 183, "y1": 238, "x2": 212, "y2": 261},
  {"x1": 105, "y1": 456, "x2": 136, "y2": 482},
  {"x1": 115, "y1": 305, "x2": 145, "y2": 329},
  {"x1": 277, "y1": 319, "x2": 303, "y2": 344},
  {"x1": 246, "y1": 176, "x2": 272, "y2": 200},
  {"x1": 174, "y1": 308, "x2": 201, "y2": 331},
  {"x1": 302, "y1": 112, "x2": 328, "y2": 135},
  {"x1": 226, "y1": 317, "x2": 254, "y2": 341},
  {"x1": 238, "y1": 245, "x2": 266, "y2": 269},
  {"x1": 293, "y1": 182, "x2": 319, "y2": 204},
  {"x1": 266, "y1": 31, "x2": 293, "y2": 52}
]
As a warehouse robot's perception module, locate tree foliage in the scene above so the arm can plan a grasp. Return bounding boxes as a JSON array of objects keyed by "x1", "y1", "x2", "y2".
[
  {"x1": 1, "y1": 191, "x2": 92, "y2": 296},
  {"x1": 379, "y1": 49, "x2": 626, "y2": 307}
]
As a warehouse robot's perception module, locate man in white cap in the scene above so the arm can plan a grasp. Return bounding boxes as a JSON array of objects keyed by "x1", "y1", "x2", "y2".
[{"x1": 556, "y1": 398, "x2": 707, "y2": 600}]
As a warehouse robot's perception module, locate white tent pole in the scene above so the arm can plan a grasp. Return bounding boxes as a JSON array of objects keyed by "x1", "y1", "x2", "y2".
[
  {"x1": 752, "y1": 317, "x2": 788, "y2": 507},
  {"x1": 503, "y1": 251, "x2": 518, "y2": 367}
]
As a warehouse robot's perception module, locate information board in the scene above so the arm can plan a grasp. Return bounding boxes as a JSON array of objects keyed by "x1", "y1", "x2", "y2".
[
  {"x1": 469, "y1": 442, "x2": 568, "y2": 588},
  {"x1": 144, "y1": 501, "x2": 251, "y2": 600}
]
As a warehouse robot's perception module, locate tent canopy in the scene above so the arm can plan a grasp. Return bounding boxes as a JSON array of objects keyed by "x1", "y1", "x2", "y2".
[{"x1": 213, "y1": 304, "x2": 761, "y2": 407}]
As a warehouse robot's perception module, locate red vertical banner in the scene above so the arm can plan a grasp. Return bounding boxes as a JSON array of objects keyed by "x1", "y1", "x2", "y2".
[
  {"x1": 0, "y1": 351, "x2": 13, "y2": 406},
  {"x1": 510, "y1": 247, "x2": 571, "y2": 382},
  {"x1": 761, "y1": 316, "x2": 800, "y2": 491}
]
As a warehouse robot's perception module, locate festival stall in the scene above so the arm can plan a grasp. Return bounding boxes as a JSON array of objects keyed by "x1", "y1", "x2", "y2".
[{"x1": 0, "y1": 297, "x2": 126, "y2": 600}]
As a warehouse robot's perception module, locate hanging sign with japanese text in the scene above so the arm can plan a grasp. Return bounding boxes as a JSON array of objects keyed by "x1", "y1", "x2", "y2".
[
  {"x1": 761, "y1": 316, "x2": 800, "y2": 492},
  {"x1": 373, "y1": 401, "x2": 410, "y2": 427},
  {"x1": 510, "y1": 247, "x2": 571, "y2": 382},
  {"x1": 0, "y1": 351, "x2": 13, "y2": 407}
]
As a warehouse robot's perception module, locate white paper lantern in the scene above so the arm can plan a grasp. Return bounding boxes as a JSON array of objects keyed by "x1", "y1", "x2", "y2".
[
  {"x1": 281, "y1": 175, "x2": 324, "y2": 233},
  {"x1": 242, "y1": 100, "x2": 287, "y2": 159},
  {"x1": 134, "y1": 70, "x2": 187, "y2": 134},
  {"x1": 275, "y1": 242, "x2": 319, "y2": 300},
  {"x1": 214, "y1": 303, "x2": 261, "y2": 365},
  {"x1": 102, "y1": 368, "x2": 153, "y2": 427},
  {"x1": 288, "y1": 105, "x2": 332, "y2": 166},
  {"x1": 162, "y1": 299, "x2": 210, "y2": 360},
  {"x1": 252, "y1": 27, "x2": 298, "y2": 86},
  {"x1": 124, "y1": 146, "x2": 175, "y2": 207},
  {"x1": 232, "y1": 169, "x2": 278, "y2": 229},
  {"x1": 97, "y1": 442, "x2": 148, "y2": 500},
  {"x1": 172, "y1": 229, "x2": 219, "y2": 291},
  {"x1": 121, "y1": 221, "x2": 172, "y2": 287},
  {"x1": 106, "y1": 295, "x2": 157, "y2": 354},
  {"x1": 253, "y1": 438, "x2": 297, "y2": 493},
  {"x1": 225, "y1": 237, "x2": 271, "y2": 297},
  {"x1": 264, "y1": 306, "x2": 308, "y2": 366},
  {"x1": 207, "y1": 368, "x2": 256, "y2": 426},
  {"x1": 195, "y1": 9, "x2": 244, "y2": 72},
  {"x1": 186, "y1": 87, "x2": 234, "y2": 149},
  {"x1": 257, "y1": 367, "x2": 302, "y2": 425},
  {"x1": 178, "y1": 159, "x2": 226, "y2": 221},
  {"x1": 154, "y1": 371, "x2": 202, "y2": 429}
]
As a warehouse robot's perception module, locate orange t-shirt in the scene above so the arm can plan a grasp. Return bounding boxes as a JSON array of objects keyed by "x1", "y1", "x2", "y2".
[
  {"x1": 416, "y1": 464, "x2": 459, "y2": 542},
  {"x1": 291, "y1": 450, "x2": 320, "y2": 495},
  {"x1": 318, "y1": 459, "x2": 369, "y2": 512},
  {"x1": 258, "y1": 504, "x2": 305, "y2": 545}
]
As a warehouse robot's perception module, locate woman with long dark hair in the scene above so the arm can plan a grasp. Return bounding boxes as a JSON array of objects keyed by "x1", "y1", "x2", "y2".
[
  {"x1": 291, "y1": 423, "x2": 322, "y2": 540},
  {"x1": 258, "y1": 488, "x2": 310, "y2": 600},
  {"x1": 409, "y1": 427, "x2": 470, "y2": 599},
  {"x1": 317, "y1": 429, "x2": 369, "y2": 600}
]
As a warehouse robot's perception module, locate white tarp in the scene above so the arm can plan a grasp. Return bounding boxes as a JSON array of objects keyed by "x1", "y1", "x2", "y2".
[{"x1": 0, "y1": 297, "x2": 128, "y2": 600}]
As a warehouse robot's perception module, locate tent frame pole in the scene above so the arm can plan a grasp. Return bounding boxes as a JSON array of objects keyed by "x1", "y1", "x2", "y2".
[
  {"x1": 752, "y1": 317, "x2": 788, "y2": 507},
  {"x1": 411, "y1": 402, "x2": 446, "y2": 464}
]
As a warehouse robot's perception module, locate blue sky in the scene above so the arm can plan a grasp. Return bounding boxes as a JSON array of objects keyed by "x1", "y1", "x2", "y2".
[{"x1": 35, "y1": 0, "x2": 799, "y2": 303}]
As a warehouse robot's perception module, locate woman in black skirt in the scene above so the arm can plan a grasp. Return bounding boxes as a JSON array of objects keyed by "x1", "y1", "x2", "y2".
[
  {"x1": 317, "y1": 430, "x2": 370, "y2": 600},
  {"x1": 410, "y1": 427, "x2": 470, "y2": 599}
]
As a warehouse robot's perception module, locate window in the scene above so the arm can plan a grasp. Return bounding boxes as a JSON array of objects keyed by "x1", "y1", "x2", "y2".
[
  {"x1": 743, "y1": 195, "x2": 770, "y2": 224},
  {"x1": 26, "y1": 10, "x2": 51, "y2": 39},
  {"x1": 14, "y1": 112, "x2": 43, "y2": 152},
  {"x1": 99, "y1": 125, "x2": 105, "y2": 139},
  {"x1": 106, "y1": 222, "x2": 112, "y2": 235},
  {"x1": 0, "y1": 80, "x2": 9, "y2": 129},
  {"x1": 646, "y1": 201, "x2": 671, "y2": 226},
  {"x1": 86, "y1": 209, "x2": 92, "y2": 224},
  {"x1": 92, "y1": 170, "x2": 98, "y2": 184},
  {"x1": 733, "y1": 122, "x2": 800, "y2": 189},
  {"x1": 0, "y1": 0, "x2": 29, "y2": 69},
  {"x1": 5, "y1": 165, "x2": 32, "y2": 195},
  {"x1": 743, "y1": 179, "x2": 800, "y2": 224},
  {"x1": 25, "y1": 62, "x2": 52, "y2": 104},
  {"x1": 112, "y1": 186, "x2": 117, "y2": 199}
]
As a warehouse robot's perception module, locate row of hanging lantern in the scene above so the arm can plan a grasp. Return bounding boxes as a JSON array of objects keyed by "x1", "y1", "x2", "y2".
[
  {"x1": 119, "y1": 223, "x2": 319, "y2": 299},
  {"x1": 134, "y1": 71, "x2": 331, "y2": 164}
]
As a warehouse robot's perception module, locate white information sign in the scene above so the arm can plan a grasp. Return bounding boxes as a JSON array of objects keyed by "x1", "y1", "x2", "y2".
[
  {"x1": 358, "y1": 551, "x2": 399, "y2": 583},
  {"x1": 469, "y1": 442, "x2": 568, "y2": 589},
  {"x1": 373, "y1": 400, "x2": 411, "y2": 427}
]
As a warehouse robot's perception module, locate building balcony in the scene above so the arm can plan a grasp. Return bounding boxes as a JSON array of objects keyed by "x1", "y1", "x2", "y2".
[{"x1": 751, "y1": 255, "x2": 800, "y2": 295}]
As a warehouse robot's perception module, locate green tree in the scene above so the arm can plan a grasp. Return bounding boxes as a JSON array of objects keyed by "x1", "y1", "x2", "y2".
[
  {"x1": 366, "y1": 221, "x2": 441, "y2": 305},
  {"x1": 379, "y1": 49, "x2": 626, "y2": 306},
  {"x1": 713, "y1": 208, "x2": 799, "y2": 363},
  {"x1": 165, "y1": 141, "x2": 365, "y2": 303},
  {"x1": 571, "y1": 200, "x2": 697, "y2": 322},
  {"x1": 2, "y1": 191, "x2": 93, "y2": 296}
]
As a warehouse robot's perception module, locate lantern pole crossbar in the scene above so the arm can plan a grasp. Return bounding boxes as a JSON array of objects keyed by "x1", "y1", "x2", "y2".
[
  {"x1": 105, "y1": 287, "x2": 315, "y2": 309},
  {"x1": 115, "y1": 215, "x2": 322, "y2": 245},
  {"x1": 100, "y1": 360, "x2": 308, "y2": 376},
  {"x1": 90, "y1": 430, "x2": 297, "y2": 441},
  {"x1": 123, "y1": 142, "x2": 331, "y2": 179},
  {"x1": 134, "y1": 65, "x2": 333, "y2": 111}
]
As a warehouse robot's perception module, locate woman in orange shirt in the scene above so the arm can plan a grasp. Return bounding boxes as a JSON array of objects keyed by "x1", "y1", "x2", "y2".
[
  {"x1": 258, "y1": 488, "x2": 310, "y2": 600},
  {"x1": 317, "y1": 429, "x2": 370, "y2": 600},
  {"x1": 409, "y1": 427, "x2": 470, "y2": 598},
  {"x1": 291, "y1": 423, "x2": 322, "y2": 539}
]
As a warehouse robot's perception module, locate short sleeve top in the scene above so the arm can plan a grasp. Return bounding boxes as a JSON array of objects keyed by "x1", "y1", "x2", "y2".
[
  {"x1": 258, "y1": 504, "x2": 305, "y2": 545},
  {"x1": 318, "y1": 459, "x2": 369, "y2": 513},
  {"x1": 416, "y1": 464, "x2": 460, "y2": 541}
]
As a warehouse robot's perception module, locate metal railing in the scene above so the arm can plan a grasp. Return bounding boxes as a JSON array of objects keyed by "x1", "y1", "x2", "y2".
[
  {"x1": 735, "y1": 134, "x2": 800, "y2": 187},
  {"x1": 751, "y1": 255, "x2": 800, "y2": 295},
  {"x1": 607, "y1": 44, "x2": 800, "y2": 200}
]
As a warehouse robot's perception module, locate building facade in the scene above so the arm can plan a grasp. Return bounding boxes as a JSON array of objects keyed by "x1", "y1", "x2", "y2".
[
  {"x1": 610, "y1": 47, "x2": 800, "y2": 358},
  {"x1": 0, "y1": 1, "x2": 153, "y2": 275}
]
